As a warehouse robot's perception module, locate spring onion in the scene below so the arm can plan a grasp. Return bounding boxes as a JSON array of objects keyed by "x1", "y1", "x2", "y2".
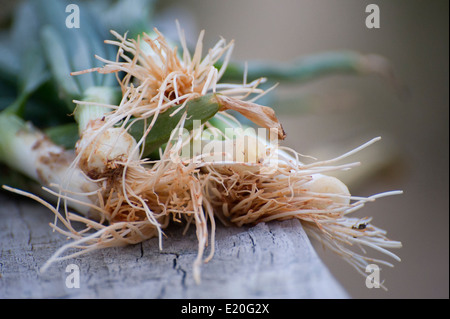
[{"x1": 0, "y1": 0, "x2": 403, "y2": 288}]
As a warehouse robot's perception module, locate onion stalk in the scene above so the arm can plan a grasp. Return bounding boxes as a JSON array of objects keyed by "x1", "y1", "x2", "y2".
[{"x1": 0, "y1": 111, "x2": 99, "y2": 220}]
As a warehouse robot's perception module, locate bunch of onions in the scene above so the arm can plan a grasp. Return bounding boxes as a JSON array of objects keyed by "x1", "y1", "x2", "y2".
[{"x1": 0, "y1": 0, "x2": 402, "y2": 287}]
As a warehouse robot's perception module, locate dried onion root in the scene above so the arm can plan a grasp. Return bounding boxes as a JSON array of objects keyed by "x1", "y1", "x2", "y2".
[
  {"x1": 198, "y1": 128, "x2": 402, "y2": 288},
  {"x1": 71, "y1": 24, "x2": 284, "y2": 164},
  {"x1": 39, "y1": 138, "x2": 211, "y2": 281}
]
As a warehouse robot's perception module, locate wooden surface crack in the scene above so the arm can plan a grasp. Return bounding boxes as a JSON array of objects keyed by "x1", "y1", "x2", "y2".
[{"x1": 0, "y1": 193, "x2": 349, "y2": 298}]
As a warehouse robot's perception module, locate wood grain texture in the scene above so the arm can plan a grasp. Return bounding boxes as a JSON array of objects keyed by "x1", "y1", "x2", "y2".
[{"x1": 0, "y1": 192, "x2": 348, "y2": 299}]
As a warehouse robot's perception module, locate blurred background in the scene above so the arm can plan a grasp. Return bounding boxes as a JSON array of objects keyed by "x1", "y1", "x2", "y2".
[{"x1": 1, "y1": 0, "x2": 448, "y2": 298}]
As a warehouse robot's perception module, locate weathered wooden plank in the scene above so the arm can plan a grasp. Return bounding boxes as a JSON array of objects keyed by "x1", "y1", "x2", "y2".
[{"x1": 0, "y1": 192, "x2": 348, "y2": 299}]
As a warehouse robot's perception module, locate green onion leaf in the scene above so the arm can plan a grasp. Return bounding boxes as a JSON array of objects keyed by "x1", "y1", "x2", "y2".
[{"x1": 128, "y1": 93, "x2": 221, "y2": 157}]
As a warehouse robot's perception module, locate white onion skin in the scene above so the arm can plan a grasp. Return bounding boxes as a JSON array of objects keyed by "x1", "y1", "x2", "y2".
[{"x1": 76, "y1": 121, "x2": 138, "y2": 177}]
